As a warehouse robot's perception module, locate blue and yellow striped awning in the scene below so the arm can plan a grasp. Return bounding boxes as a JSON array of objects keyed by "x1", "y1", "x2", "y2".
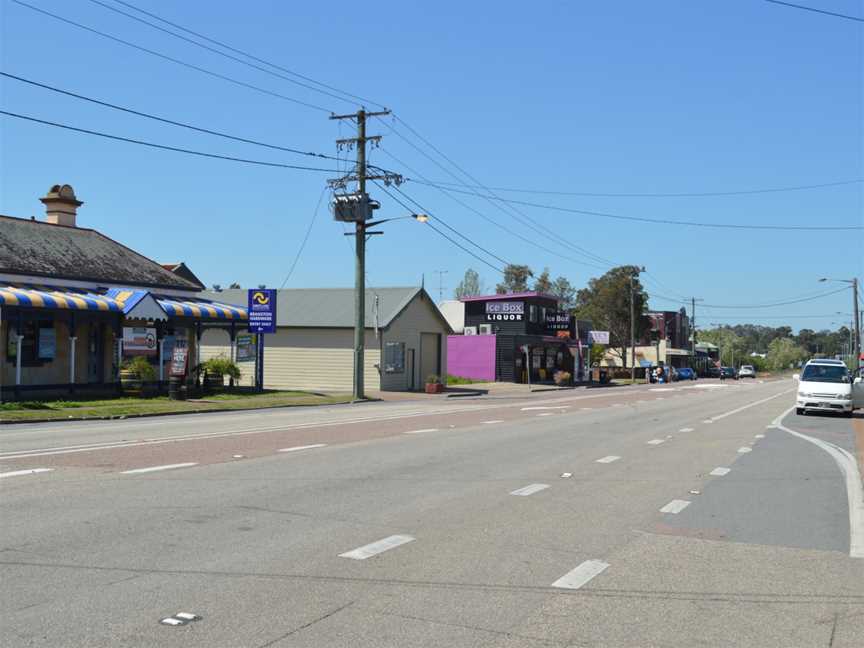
[
  {"x1": 156, "y1": 296, "x2": 247, "y2": 320},
  {"x1": 0, "y1": 284, "x2": 122, "y2": 311}
]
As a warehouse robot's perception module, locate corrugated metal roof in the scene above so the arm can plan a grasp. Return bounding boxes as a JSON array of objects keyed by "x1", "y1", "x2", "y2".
[{"x1": 199, "y1": 287, "x2": 429, "y2": 329}]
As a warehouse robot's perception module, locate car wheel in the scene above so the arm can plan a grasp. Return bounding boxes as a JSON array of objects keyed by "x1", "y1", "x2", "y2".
[
  {"x1": 796, "y1": 408, "x2": 804, "y2": 415},
  {"x1": 843, "y1": 411, "x2": 853, "y2": 418}
]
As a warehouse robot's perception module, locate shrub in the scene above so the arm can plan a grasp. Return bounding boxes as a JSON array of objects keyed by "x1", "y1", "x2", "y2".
[
  {"x1": 121, "y1": 356, "x2": 157, "y2": 382},
  {"x1": 426, "y1": 374, "x2": 442, "y2": 385},
  {"x1": 201, "y1": 355, "x2": 241, "y2": 380}
]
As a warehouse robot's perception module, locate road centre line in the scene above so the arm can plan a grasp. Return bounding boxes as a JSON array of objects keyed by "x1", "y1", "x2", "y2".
[
  {"x1": 536, "y1": 413, "x2": 553, "y2": 417},
  {"x1": 679, "y1": 427, "x2": 694, "y2": 432},
  {"x1": 659, "y1": 499, "x2": 691, "y2": 514},
  {"x1": 404, "y1": 428, "x2": 438, "y2": 434},
  {"x1": 737, "y1": 447, "x2": 752, "y2": 454},
  {"x1": 595, "y1": 455, "x2": 621, "y2": 464},
  {"x1": 482, "y1": 420, "x2": 504, "y2": 424},
  {"x1": 278, "y1": 444, "x2": 327, "y2": 452},
  {"x1": 339, "y1": 535, "x2": 414, "y2": 560},
  {"x1": 646, "y1": 439, "x2": 665, "y2": 445},
  {"x1": 520, "y1": 406, "x2": 569, "y2": 411},
  {"x1": 551, "y1": 559, "x2": 610, "y2": 589},
  {"x1": 772, "y1": 407, "x2": 864, "y2": 559},
  {"x1": 710, "y1": 467, "x2": 731, "y2": 476},
  {"x1": 0, "y1": 468, "x2": 54, "y2": 479},
  {"x1": 121, "y1": 462, "x2": 198, "y2": 475},
  {"x1": 510, "y1": 483, "x2": 550, "y2": 496}
]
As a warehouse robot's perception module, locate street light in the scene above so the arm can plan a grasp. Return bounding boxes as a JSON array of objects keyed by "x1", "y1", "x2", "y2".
[
  {"x1": 364, "y1": 213, "x2": 429, "y2": 228},
  {"x1": 818, "y1": 277, "x2": 860, "y2": 367}
]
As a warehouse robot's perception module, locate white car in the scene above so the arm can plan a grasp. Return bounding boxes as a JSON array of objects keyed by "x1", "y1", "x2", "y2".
[
  {"x1": 794, "y1": 359, "x2": 864, "y2": 416},
  {"x1": 738, "y1": 364, "x2": 756, "y2": 378}
]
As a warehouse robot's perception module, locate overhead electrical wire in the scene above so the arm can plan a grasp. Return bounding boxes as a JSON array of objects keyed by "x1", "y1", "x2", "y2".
[
  {"x1": 1, "y1": 71, "x2": 344, "y2": 161},
  {"x1": 280, "y1": 186, "x2": 328, "y2": 288},
  {"x1": 698, "y1": 286, "x2": 850, "y2": 309},
  {"x1": 10, "y1": 0, "x2": 334, "y2": 113},
  {"x1": 405, "y1": 180, "x2": 864, "y2": 231},
  {"x1": 0, "y1": 110, "x2": 341, "y2": 172},
  {"x1": 763, "y1": 0, "x2": 864, "y2": 23}
]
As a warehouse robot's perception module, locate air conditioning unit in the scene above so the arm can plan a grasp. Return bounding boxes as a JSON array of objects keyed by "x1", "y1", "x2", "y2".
[
  {"x1": 464, "y1": 326, "x2": 478, "y2": 336},
  {"x1": 478, "y1": 324, "x2": 493, "y2": 335}
]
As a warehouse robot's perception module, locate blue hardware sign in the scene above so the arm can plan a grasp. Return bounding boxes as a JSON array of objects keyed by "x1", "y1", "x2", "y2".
[{"x1": 248, "y1": 289, "x2": 277, "y2": 333}]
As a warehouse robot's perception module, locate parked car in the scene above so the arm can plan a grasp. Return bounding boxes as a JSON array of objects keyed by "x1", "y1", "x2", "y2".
[
  {"x1": 707, "y1": 366, "x2": 722, "y2": 378},
  {"x1": 738, "y1": 364, "x2": 756, "y2": 379},
  {"x1": 676, "y1": 367, "x2": 697, "y2": 381},
  {"x1": 795, "y1": 359, "x2": 864, "y2": 416},
  {"x1": 720, "y1": 367, "x2": 738, "y2": 380}
]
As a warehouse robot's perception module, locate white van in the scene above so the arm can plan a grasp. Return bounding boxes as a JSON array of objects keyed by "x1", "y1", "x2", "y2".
[{"x1": 794, "y1": 359, "x2": 864, "y2": 416}]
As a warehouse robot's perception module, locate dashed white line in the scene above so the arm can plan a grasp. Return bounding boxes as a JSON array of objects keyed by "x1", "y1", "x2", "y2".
[
  {"x1": 521, "y1": 406, "x2": 569, "y2": 411},
  {"x1": 536, "y1": 413, "x2": 554, "y2": 417},
  {"x1": 510, "y1": 483, "x2": 550, "y2": 496},
  {"x1": 710, "y1": 467, "x2": 731, "y2": 476},
  {"x1": 483, "y1": 420, "x2": 504, "y2": 424},
  {"x1": 551, "y1": 559, "x2": 610, "y2": 589},
  {"x1": 403, "y1": 428, "x2": 439, "y2": 434},
  {"x1": 339, "y1": 535, "x2": 415, "y2": 560},
  {"x1": 737, "y1": 447, "x2": 752, "y2": 454},
  {"x1": 595, "y1": 455, "x2": 621, "y2": 464},
  {"x1": 702, "y1": 419, "x2": 714, "y2": 424},
  {"x1": 0, "y1": 468, "x2": 54, "y2": 479},
  {"x1": 121, "y1": 462, "x2": 198, "y2": 475},
  {"x1": 754, "y1": 434, "x2": 765, "y2": 439},
  {"x1": 659, "y1": 499, "x2": 691, "y2": 514},
  {"x1": 278, "y1": 443, "x2": 327, "y2": 452},
  {"x1": 580, "y1": 407, "x2": 593, "y2": 411},
  {"x1": 679, "y1": 427, "x2": 694, "y2": 433},
  {"x1": 646, "y1": 439, "x2": 665, "y2": 445}
]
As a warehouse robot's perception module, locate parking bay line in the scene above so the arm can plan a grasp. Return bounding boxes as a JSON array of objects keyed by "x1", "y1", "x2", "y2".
[
  {"x1": 278, "y1": 444, "x2": 327, "y2": 452},
  {"x1": 339, "y1": 535, "x2": 415, "y2": 560},
  {"x1": 660, "y1": 499, "x2": 691, "y2": 514},
  {"x1": 0, "y1": 468, "x2": 54, "y2": 479},
  {"x1": 551, "y1": 559, "x2": 610, "y2": 589},
  {"x1": 121, "y1": 462, "x2": 198, "y2": 475},
  {"x1": 510, "y1": 483, "x2": 550, "y2": 496}
]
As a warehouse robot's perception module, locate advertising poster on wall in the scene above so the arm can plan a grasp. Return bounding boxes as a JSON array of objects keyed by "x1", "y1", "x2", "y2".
[
  {"x1": 235, "y1": 333, "x2": 256, "y2": 362},
  {"x1": 38, "y1": 328, "x2": 56, "y2": 359},
  {"x1": 123, "y1": 327, "x2": 157, "y2": 356}
]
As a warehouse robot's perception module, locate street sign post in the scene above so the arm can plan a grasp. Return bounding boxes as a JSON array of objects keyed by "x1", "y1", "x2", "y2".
[{"x1": 248, "y1": 289, "x2": 277, "y2": 391}]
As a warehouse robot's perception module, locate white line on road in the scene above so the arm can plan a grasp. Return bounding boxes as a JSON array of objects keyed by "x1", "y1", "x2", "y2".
[
  {"x1": 679, "y1": 427, "x2": 694, "y2": 433},
  {"x1": 580, "y1": 407, "x2": 593, "y2": 411},
  {"x1": 404, "y1": 428, "x2": 439, "y2": 434},
  {"x1": 660, "y1": 499, "x2": 691, "y2": 514},
  {"x1": 773, "y1": 408, "x2": 864, "y2": 559},
  {"x1": 521, "y1": 406, "x2": 569, "y2": 411},
  {"x1": 703, "y1": 419, "x2": 713, "y2": 424},
  {"x1": 708, "y1": 390, "x2": 791, "y2": 423},
  {"x1": 612, "y1": 403, "x2": 623, "y2": 407},
  {"x1": 646, "y1": 439, "x2": 665, "y2": 445},
  {"x1": 536, "y1": 413, "x2": 554, "y2": 417},
  {"x1": 595, "y1": 455, "x2": 621, "y2": 464},
  {"x1": 754, "y1": 434, "x2": 765, "y2": 439},
  {"x1": 510, "y1": 483, "x2": 550, "y2": 496},
  {"x1": 278, "y1": 444, "x2": 327, "y2": 452},
  {"x1": 737, "y1": 447, "x2": 752, "y2": 454},
  {"x1": 339, "y1": 535, "x2": 414, "y2": 560},
  {"x1": 710, "y1": 467, "x2": 731, "y2": 476},
  {"x1": 483, "y1": 420, "x2": 504, "y2": 424},
  {"x1": 121, "y1": 462, "x2": 198, "y2": 475},
  {"x1": 551, "y1": 559, "x2": 610, "y2": 589},
  {"x1": 0, "y1": 468, "x2": 54, "y2": 479}
]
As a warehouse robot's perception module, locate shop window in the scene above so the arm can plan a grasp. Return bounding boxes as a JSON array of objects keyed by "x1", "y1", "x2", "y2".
[
  {"x1": 384, "y1": 341, "x2": 405, "y2": 373},
  {"x1": 529, "y1": 305, "x2": 538, "y2": 323},
  {"x1": 6, "y1": 320, "x2": 54, "y2": 366}
]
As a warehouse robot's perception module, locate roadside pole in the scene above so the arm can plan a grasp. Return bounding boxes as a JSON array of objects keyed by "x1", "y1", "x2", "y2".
[
  {"x1": 853, "y1": 278, "x2": 861, "y2": 367},
  {"x1": 629, "y1": 275, "x2": 635, "y2": 383}
]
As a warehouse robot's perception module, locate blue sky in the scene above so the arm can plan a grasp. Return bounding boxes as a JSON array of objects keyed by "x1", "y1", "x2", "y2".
[{"x1": 1, "y1": 0, "x2": 862, "y2": 332}]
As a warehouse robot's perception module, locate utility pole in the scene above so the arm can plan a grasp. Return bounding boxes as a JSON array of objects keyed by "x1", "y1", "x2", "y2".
[
  {"x1": 853, "y1": 278, "x2": 861, "y2": 367},
  {"x1": 690, "y1": 297, "x2": 703, "y2": 370},
  {"x1": 329, "y1": 108, "x2": 397, "y2": 401},
  {"x1": 629, "y1": 267, "x2": 644, "y2": 383},
  {"x1": 432, "y1": 270, "x2": 448, "y2": 303}
]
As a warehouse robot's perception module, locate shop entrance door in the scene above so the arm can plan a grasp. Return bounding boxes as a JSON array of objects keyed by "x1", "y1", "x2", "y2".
[{"x1": 88, "y1": 323, "x2": 104, "y2": 383}]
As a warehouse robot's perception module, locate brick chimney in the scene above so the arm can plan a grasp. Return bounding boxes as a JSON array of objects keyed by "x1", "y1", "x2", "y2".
[{"x1": 40, "y1": 184, "x2": 83, "y2": 227}]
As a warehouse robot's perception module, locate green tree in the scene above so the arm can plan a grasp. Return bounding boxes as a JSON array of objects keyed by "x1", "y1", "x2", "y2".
[
  {"x1": 698, "y1": 327, "x2": 748, "y2": 367},
  {"x1": 767, "y1": 337, "x2": 808, "y2": 371},
  {"x1": 533, "y1": 268, "x2": 553, "y2": 294},
  {"x1": 454, "y1": 268, "x2": 483, "y2": 299},
  {"x1": 551, "y1": 276, "x2": 577, "y2": 309},
  {"x1": 496, "y1": 264, "x2": 533, "y2": 294},
  {"x1": 573, "y1": 266, "x2": 648, "y2": 368}
]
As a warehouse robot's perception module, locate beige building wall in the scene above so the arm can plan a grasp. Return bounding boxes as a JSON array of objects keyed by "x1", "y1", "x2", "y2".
[
  {"x1": 379, "y1": 294, "x2": 448, "y2": 391},
  {"x1": 199, "y1": 328, "x2": 254, "y2": 387}
]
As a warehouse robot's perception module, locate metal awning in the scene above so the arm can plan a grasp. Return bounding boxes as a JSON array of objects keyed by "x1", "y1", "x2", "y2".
[
  {"x1": 0, "y1": 284, "x2": 121, "y2": 312},
  {"x1": 157, "y1": 296, "x2": 247, "y2": 320}
]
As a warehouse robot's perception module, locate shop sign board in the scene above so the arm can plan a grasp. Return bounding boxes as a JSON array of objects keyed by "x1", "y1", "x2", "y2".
[
  {"x1": 485, "y1": 301, "x2": 523, "y2": 321},
  {"x1": 38, "y1": 328, "x2": 56, "y2": 359},
  {"x1": 236, "y1": 333, "x2": 256, "y2": 362},
  {"x1": 545, "y1": 311, "x2": 570, "y2": 331},
  {"x1": 248, "y1": 289, "x2": 277, "y2": 333},
  {"x1": 169, "y1": 339, "x2": 189, "y2": 377},
  {"x1": 123, "y1": 327, "x2": 157, "y2": 356},
  {"x1": 589, "y1": 330, "x2": 610, "y2": 345}
]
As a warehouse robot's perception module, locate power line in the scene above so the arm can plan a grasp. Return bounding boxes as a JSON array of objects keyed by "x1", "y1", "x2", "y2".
[
  {"x1": 1, "y1": 72, "x2": 344, "y2": 161},
  {"x1": 414, "y1": 177, "x2": 864, "y2": 198},
  {"x1": 10, "y1": 0, "x2": 334, "y2": 113},
  {"x1": 699, "y1": 287, "x2": 849, "y2": 309},
  {"x1": 104, "y1": 0, "x2": 387, "y2": 109},
  {"x1": 406, "y1": 179, "x2": 864, "y2": 231},
  {"x1": 0, "y1": 110, "x2": 341, "y2": 172},
  {"x1": 280, "y1": 186, "x2": 328, "y2": 288},
  {"x1": 764, "y1": 0, "x2": 864, "y2": 23}
]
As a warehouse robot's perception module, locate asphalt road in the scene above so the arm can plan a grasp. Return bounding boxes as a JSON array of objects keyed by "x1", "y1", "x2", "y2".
[{"x1": 1, "y1": 379, "x2": 863, "y2": 647}]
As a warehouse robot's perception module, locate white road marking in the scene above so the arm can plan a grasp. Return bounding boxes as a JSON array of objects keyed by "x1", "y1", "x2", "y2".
[
  {"x1": 646, "y1": 439, "x2": 665, "y2": 445},
  {"x1": 403, "y1": 428, "x2": 438, "y2": 434},
  {"x1": 510, "y1": 483, "x2": 550, "y2": 496},
  {"x1": 754, "y1": 434, "x2": 765, "y2": 439},
  {"x1": 710, "y1": 467, "x2": 731, "y2": 476},
  {"x1": 551, "y1": 559, "x2": 610, "y2": 589},
  {"x1": 703, "y1": 419, "x2": 713, "y2": 424},
  {"x1": 737, "y1": 447, "x2": 752, "y2": 453},
  {"x1": 650, "y1": 388, "x2": 676, "y2": 392},
  {"x1": 560, "y1": 472, "x2": 573, "y2": 478},
  {"x1": 0, "y1": 468, "x2": 54, "y2": 479},
  {"x1": 521, "y1": 406, "x2": 569, "y2": 411},
  {"x1": 595, "y1": 455, "x2": 621, "y2": 464},
  {"x1": 536, "y1": 413, "x2": 554, "y2": 417},
  {"x1": 679, "y1": 427, "x2": 694, "y2": 433},
  {"x1": 483, "y1": 420, "x2": 504, "y2": 424},
  {"x1": 174, "y1": 612, "x2": 198, "y2": 621},
  {"x1": 580, "y1": 407, "x2": 593, "y2": 411},
  {"x1": 160, "y1": 617, "x2": 183, "y2": 626},
  {"x1": 121, "y1": 462, "x2": 198, "y2": 474},
  {"x1": 708, "y1": 390, "x2": 791, "y2": 423},
  {"x1": 278, "y1": 443, "x2": 327, "y2": 452},
  {"x1": 655, "y1": 397, "x2": 666, "y2": 401},
  {"x1": 773, "y1": 407, "x2": 864, "y2": 558},
  {"x1": 660, "y1": 499, "x2": 691, "y2": 514},
  {"x1": 612, "y1": 403, "x2": 623, "y2": 407},
  {"x1": 339, "y1": 534, "x2": 414, "y2": 560}
]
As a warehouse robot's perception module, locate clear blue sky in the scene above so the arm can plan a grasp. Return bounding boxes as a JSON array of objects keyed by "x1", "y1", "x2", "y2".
[{"x1": 1, "y1": 0, "x2": 862, "y2": 332}]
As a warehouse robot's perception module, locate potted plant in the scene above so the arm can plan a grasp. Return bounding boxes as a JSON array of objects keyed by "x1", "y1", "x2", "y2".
[
  {"x1": 553, "y1": 370, "x2": 571, "y2": 386},
  {"x1": 200, "y1": 355, "x2": 241, "y2": 393},
  {"x1": 120, "y1": 356, "x2": 158, "y2": 396},
  {"x1": 425, "y1": 374, "x2": 445, "y2": 394}
]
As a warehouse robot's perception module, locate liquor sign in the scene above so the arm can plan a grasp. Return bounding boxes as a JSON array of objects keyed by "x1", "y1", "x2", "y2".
[
  {"x1": 248, "y1": 289, "x2": 277, "y2": 334},
  {"x1": 169, "y1": 339, "x2": 189, "y2": 377},
  {"x1": 589, "y1": 330, "x2": 610, "y2": 345},
  {"x1": 485, "y1": 301, "x2": 524, "y2": 321},
  {"x1": 545, "y1": 311, "x2": 570, "y2": 331},
  {"x1": 123, "y1": 327, "x2": 157, "y2": 356},
  {"x1": 235, "y1": 333, "x2": 256, "y2": 362}
]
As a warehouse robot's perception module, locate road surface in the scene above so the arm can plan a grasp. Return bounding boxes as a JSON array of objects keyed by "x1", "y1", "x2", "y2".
[{"x1": 1, "y1": 379, "x2": 862, "y2": 647}]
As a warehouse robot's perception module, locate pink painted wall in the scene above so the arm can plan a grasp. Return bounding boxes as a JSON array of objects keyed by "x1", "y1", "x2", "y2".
[{"x1": 447, "y1": 335, "x2": 496, "y2": 382}]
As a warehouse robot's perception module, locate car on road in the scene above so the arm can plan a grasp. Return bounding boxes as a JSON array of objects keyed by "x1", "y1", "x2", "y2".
[
  {"x1": 738, "y1": 365, "x2": 756, "y2": 379},
  {"x1": 676, "y1": 367, "x2": 697, "y2": 380},
  {"x1": 795, "y1": 359, "x2": 864, "y2": 416},
  {"x1": 719, "y1": 367, "x2": 738, "y2": 380}
]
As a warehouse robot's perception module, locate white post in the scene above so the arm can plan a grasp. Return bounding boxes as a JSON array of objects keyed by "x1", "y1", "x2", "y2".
[
  {"x1": 69, "y1": 337, "x2": 77, "y2": 384},
  {"x1": 158, "y1": 338, "x2": 165, "y2": 382},
  {"x1": 15, "y1": 335, "x2": 23, "y2": 386}
]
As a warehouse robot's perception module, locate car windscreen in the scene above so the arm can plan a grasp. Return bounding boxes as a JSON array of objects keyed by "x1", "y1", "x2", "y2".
[{"x1": 800, "y1": 365, "x2": 849, "y2": 383}]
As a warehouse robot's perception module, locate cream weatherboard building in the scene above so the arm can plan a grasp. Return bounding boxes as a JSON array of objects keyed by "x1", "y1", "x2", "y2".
[{"x1": 199, "y1": 287, "x2": 451, "y2": 393}]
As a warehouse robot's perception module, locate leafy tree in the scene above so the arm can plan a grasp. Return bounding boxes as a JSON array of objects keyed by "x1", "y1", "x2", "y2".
[
  {"x1": 454, "y1": 268, "x2": 483, "y2": 299},
  {"x1": 698, "y1": 327, "x2": 749, "y2": 367},
  {"x1": 496, "y1": 264, "x2": 533, "y2": 294},
  {"x1": 767, "y1": 337, "x2": 808, "y2": 371},
  {"x1": 533, "y1": 268, "x2": 553, "y2": 294},
  {"x1": 551, "y1": 276, "x2": 577, "y2": 310},
  {"x1": 573, "y1": 265, "x2": 648, "y2": 367}
]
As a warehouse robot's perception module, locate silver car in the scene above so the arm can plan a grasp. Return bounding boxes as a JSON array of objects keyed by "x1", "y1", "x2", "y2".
[{"x1": 738, "y1": 364, "x2": 756, "y2": 379}]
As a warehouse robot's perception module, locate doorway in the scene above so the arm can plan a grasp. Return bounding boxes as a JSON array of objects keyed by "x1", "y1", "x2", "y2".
[
  {"x1": 420, "y1": 333, "x2": 441, "y2": 384},
  {"x1": 88, "y1": 323, "x2": 104, "y2": 383}
]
